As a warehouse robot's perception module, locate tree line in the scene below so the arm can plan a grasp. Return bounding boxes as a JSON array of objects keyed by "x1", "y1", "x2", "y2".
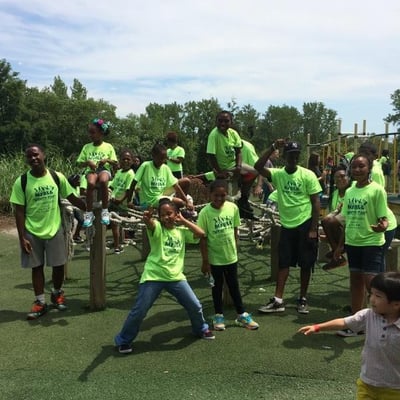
[{"x1": 1, "y1": 58, "x2": 400, "y2": 175}]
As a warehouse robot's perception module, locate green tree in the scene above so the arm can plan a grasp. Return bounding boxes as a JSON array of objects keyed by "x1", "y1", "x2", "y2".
[
  {"x1": 233, "y1": 104, "x2": 261, "y2": 150},
  {"x1": 181, "y1": 98, "x2": 221, "y2": 173},
  {"x1": 256, "y1": 105, "x2": 303, "y2": 151},
  {"x1": 385, "y1": 89, "x2": 400, "y2": 132},
  {"x1": 302, "y1": 102, "x2": 338, "y2": 145},
  {"x1": 0, "y1": 59, "x2": 27, "y2": 151}
]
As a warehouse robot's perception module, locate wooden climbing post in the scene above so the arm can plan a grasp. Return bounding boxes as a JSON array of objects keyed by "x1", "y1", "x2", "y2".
[{"x1": 89, "y1": 188, "x2": 107, "y2": 310}]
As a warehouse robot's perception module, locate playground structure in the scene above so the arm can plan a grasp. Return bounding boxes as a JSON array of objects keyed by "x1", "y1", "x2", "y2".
[
  {"x1": 306, "y1": 120, "x2": 399, "y2": 194},
  {"x1": 68, "y1": 120, "x2": 400, "y2": 310}
]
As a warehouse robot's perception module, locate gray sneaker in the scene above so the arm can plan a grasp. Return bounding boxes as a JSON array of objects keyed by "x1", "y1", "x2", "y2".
[
  {"x1": 258, "y1": 297, "x2": 285, "y2": 313},
  {"x1": 297, "y1": 297, "x2": 309, "y2": 314}
]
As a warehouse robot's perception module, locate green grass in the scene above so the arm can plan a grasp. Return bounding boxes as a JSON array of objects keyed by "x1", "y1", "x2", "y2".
[{"x1": 0, "y1": 232, "x2": 362, "y2": 400}]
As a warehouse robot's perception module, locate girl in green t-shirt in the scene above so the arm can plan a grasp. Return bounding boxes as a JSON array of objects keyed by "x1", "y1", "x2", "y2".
[
  {"x1": 77, "y1": 118, "x2": 118, "y2": 228},
  {"x1": 198, "y1": 179, "x2": 259, "y2": 331},
  {"x1": 338, "y1": 153, "x2": 388, "y2": 336},
  {"x1": 114, "y1": 199, "x2": 214, "y2": 354}
]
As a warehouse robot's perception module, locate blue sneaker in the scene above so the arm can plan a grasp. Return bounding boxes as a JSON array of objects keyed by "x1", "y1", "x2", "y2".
[
  {"x1": 83, "y1": 211, "x2": 95, "y2": 228},
  {"x1": 212, "y1": 314, "x2": 226, "y2": 331},
  {"x1": 235, "y1": 312, "x2": 259, "y2": 330},
  {"x1": 101, "y1": 209, "x2": 110, "y2": 225}
]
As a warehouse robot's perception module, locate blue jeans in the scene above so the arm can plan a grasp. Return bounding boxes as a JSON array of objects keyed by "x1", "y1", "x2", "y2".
[{"x1": 114, "y1": 280, "x2": 209, "y2": 346}]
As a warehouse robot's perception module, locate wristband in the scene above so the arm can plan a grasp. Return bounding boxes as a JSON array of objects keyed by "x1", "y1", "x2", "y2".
[{"x1": 313, "y1": 324, "x2": 320, "y2": 333}]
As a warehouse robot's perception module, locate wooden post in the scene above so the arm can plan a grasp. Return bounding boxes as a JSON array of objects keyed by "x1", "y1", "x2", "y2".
[
  {"x1": 393, "y1": 134, "x2": 397, "y2": 194},
  {"x1": 270, "y1": 225, "x2": 281, "y2": 281},
  {"x1": 89, "y1": 207, "x2": 107, "y2": 310},
  {"x1": 385, "y1": 240, "x2": 400, "y2": 272},
  {"x1": 354, "y1": 123, "x2": 358, "y2": 152},
  {"x1": 337, "y1": 119, "x2": 342, "y2": 165}
]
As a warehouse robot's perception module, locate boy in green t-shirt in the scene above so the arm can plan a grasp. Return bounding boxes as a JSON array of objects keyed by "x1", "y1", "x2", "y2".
[
  {"x1": 10, "y1": 144, "x2": 86, "y2": 320},
  {"x1": 109, "y1": 149, "x2": 136, "y2": 254},
  {"x1": 166, "y1": 131, "x2": 185, "y2": 179},
  {"x1": 206, "y1": 111, "x2": 258, "y2": 219},
  {"x1": 254, "y1": 140, "x2": 321, "y2": 314},
  {"x1": 128, "y1": 143, "x2": 191, "y2": 211}
]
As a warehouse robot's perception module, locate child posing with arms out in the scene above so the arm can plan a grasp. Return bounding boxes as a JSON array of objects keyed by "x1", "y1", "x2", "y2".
[
  {"x1": 197, "y1": 179, "x2": 259, "y2": 331},
  {"x1": 109, "y1": 149, "x2": 136, "y2": 254},
  {"x1": 298, "y1": 272, "x2": 400, "y2": 400},
  {"x1": 114, "y1": 199, "x2": 214, "y2": 354},
  {"x1": 77, "y1": 118, "x2": 118, "y2": 227}
]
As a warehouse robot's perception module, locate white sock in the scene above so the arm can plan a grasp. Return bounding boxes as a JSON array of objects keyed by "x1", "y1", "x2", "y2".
[
  {"x1": 274, "y1": 296, "x2": 283, "y2": 303},
  {"x1": 36, "y1": 294, "x2": 45, "y2": 304}
]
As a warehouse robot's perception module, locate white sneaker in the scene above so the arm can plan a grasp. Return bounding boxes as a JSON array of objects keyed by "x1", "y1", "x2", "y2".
[
  {"x1": 83, "y1": 211, "x2": 95, "y2": 228},
  {"x1": 101, "y1": 209, "x2": 110, "y2": 225}
]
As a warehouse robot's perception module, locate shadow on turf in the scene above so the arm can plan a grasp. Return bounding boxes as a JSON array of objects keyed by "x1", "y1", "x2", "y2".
[
  {"x1": 282, "y1": 330, "x2": 363, "y2": 363},
  {"x1": 78, "y1": 326, "x2": 201, "y2": 382}
]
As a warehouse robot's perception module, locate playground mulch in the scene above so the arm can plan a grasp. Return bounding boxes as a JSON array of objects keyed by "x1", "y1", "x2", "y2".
[{"x1": 0, "y1": 229, "x2": 362, "y2": 400}]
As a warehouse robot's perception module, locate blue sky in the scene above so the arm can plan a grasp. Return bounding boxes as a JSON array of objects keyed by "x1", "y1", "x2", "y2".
[{"x1": 1, "y1": 0, "x2": 399, "y2": 134}]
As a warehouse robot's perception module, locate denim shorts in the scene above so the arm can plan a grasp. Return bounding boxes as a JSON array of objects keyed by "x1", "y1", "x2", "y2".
[
  {"x1": 345, "y1": 244, "x2": 384, "y2": 274},
  {"x1": 278, "y1": 218, "x2": 318, "y2": 270}
]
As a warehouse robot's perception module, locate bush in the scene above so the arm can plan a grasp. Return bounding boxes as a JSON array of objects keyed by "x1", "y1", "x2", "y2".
[{"x1": 0, "y1": 152, "x2": 77, "y2": 215}]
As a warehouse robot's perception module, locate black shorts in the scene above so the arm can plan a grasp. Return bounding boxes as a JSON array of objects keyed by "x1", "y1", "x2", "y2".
[{"x1": 278, "y1": 218, "x2": 318, "y2": 270}]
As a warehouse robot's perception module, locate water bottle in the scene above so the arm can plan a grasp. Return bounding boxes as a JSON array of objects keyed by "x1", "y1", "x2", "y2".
[{"x1": 204, "y1": 273, "x2": 215, "y2": 288}]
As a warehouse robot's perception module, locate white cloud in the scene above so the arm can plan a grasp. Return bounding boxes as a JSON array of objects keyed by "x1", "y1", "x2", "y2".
[{"x1": 1, "y1": 0, "x2": 399, "y2": 133}]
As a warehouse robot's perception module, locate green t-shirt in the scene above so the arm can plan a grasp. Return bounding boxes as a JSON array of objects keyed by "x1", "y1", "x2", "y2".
[
  {"x1": 140, "y1": 220, "x2": 198, "y2": 283},
  {"x1": 197, "y1": 201, "x2": 240, "y2": 265},
  {"x1": 110, "y1": 169, "x2": 135, "y2": 209},
  {"x1": 371, "y1": 160, "x2": 385, "y2": 187},
  {"x1": 270, "y1": 166, "x2": 321, "y2": 228},
  {"x1": 206, "y1": 127, "x2": 242, "y2": 170},
  {"x1": 10, "y1": 169, "x2": 74, "y2": 239},
  {"x1": 134, "y1": 161, "x2": 178, "y2": 207},
  {"x1": 77, "y1": 142, "x2": 117, "y2": 174},
  {"x1": 330, "y1": 189, "x2": 345, "y2": 212},
  {"x1": 369, "y1": 160, "x2": 397, "y2": 232},
  {"x1": 342, "y1": 181, "x2": 387, "y2": 246},
  {"x1": 167, "y1": 146, "x2": 185, "y2": 173},
  {"x1": 204, "y1": 171, "x2": 216, "y2": 181},
  {"x1": 241, "y1": 140, "x2": 258, "y2": 166},
  {"x1": 386, "y1": 206, "x2": 397, "y2": 232}
]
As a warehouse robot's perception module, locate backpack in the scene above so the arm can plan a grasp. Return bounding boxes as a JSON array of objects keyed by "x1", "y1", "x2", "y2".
[{"x1": 20, "y1": 169, "x2": 75, "y2": 260}]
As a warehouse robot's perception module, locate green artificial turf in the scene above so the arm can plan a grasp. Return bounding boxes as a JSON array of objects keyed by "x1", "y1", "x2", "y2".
[{"x1": 0, "y1": 232, "x2": 362, "y2": 400}]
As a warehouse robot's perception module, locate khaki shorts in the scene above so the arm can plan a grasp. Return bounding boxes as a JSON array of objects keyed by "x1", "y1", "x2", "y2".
[{"x1": 21, "y1": 227, "x2": 67, "y2": 269}]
